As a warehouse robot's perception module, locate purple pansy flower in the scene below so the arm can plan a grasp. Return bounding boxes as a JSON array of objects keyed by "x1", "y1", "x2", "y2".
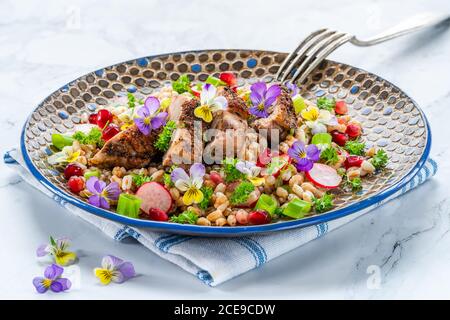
[
  {"x1": 248, "y1": 82, "x2": 281, "y2": 118},
  {"x1": 33, "y1": 264, "x2": 71, "y2": 294},
  {"x1": 285, "y1": 82, "x2": 299, "y2": 97},
  {"x1": 94, "y1": 255, "x2": 136, "y2": 285},
  {"x1": 288, "y1": 140, "x2": 320, "y2": 172},
  {"x1": 86, "y1": 176, "x2": 120, "y2": 209},
  {"x1": 134, "y1": 96, "x2": 168, "y2": 135}
]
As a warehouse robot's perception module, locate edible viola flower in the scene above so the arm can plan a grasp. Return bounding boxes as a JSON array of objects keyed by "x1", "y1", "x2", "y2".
[
  {"x1": 94, "y1": 255, "x2": 136, "y2": 285},
  {"x1": 194, "y1": 84, "x2": 228, "y2": 123},
  {"x1": 288, "y1": 140, "x2": 320, "y2": 172},
  {"x1": 134, "y1": 97, "x2": 168, "y2": 135},
  {"x1": 33, "y1": 264, "x2": 71, "y2": 294},
  {"x1": 285, "y1": 82, "x2": 299, "y2": 97},
  {"x1": 47, "y1": 146, "x2": 81, "y2": 165},
  {"x1": 301, "y1": 106, "x2": 337, "y2": 134},
  {"x1": 248, "y1": 82, "x2": 281, "y2": 118},
  {"x1": 86, "y1": 176, "x2": 120, "y2": 209},
  {"x1": 36, "y1": 236, "x2": 77, "y2": 266},
  {"x1": 171, "y1": 163, "x2": 205, "y2": 205},
  {"x1": 236, "y1": 160, "x2": 265, "y2": 186}
]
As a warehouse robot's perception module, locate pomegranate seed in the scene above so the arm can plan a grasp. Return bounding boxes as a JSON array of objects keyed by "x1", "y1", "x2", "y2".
[
  {"x1": 88, "y1": 113, "x2": 98, "y2": 124},
  {"x1": 346, "y1": 124, "x2": 361, "y2": 139},
  {"x1": 345, "y1": 156, "x2": 364, "y2": 169},
  {"x1": 96, "y1": 109, "x2": 112, "y2": 129},
  {"x1": 335, "y1": 101, "x2": 348, "y2": 115},
  {"x1": 64, "y1": 163, "x2": 84, "y2": 180},
  {"x1": 248, "y1": 210, "x2": 271, "y2": 225},
  {"x1": 209, "y1": 171, "x2": 223, "y2": 185},
  {"x1": 331, "y1": 130, "x2": 348, "y2": 146},
  {"x1": 67, "y1": 176, "x2": 84, "y2": 193},
  {"x1": 140, "y1": 208, "x2": 169, "y2": 221},
  {"x1": 219, "y1": 72, "x2": 237, "y2": 88},
  {"x1": 102, "y1": 124, "x2": 120, "y2": 141}
]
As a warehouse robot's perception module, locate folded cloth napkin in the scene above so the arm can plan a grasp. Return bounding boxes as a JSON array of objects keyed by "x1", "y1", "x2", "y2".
[{"x1": 4, "y1": 148, "x2": 437, "y2": 286}]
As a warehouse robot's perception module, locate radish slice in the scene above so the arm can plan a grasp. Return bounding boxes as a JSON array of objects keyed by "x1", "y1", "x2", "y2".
[
  {"x1": 305, "y1": 163, "x2": 342, "y2": 189},
  {"x1": 135, "y1": 182, "x2": 173, "y2": 214}
]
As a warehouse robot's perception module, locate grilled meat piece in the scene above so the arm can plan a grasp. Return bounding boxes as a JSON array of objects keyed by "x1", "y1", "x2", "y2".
[
  {"x1": 89, "y1": 125, "x2": 161, "y2": 169},
  {"x1": 217, "y1": 86, "x2": 249, "y2": 119}
]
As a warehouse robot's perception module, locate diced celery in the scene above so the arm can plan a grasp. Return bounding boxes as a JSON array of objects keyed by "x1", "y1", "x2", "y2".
[
  {"x1": 205, "y1": 76, "x2": 226, "y2": 87},
  {"x1": 116, "y1": 194, "x2": 142, "y2": 218},
  {"x1": 282, "y1": 198, "x2": 311, "y2": 219},
  {"x1": 311, "y1": 133, "x2": 332, "y2": 147},
  {"x1": 292, "y1": 95, "x2": 306, "y2": 114},
  {"x1": 84, "y1": 170, "x2": 100, "y2": 180},
  {"x1": 254, "y1": 194, "x2": 278, "y2": 215},
  {"x1": 51, "y1": 133, "x2": 74, "y2": 150}
]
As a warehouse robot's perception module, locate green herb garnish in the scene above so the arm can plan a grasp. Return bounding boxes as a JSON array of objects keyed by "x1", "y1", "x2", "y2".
[
  {"x1": 132, "y1": 174, "x2": 152, "y2": 187},
  {"x1": 370, "y1": 149, "x2": 388, "y2": 170},
  {"x1": 230, "y1": 181, "x2": 255, "y2": 205},
  {"x1": 223, "y1": 158, "x2": 246, "y2": 183},
  {"x1": 169, "y1": 210, "x2": 198, "y2": 224},
  {"x1": 127, "y1": 92, "x2": 136, "y2": 108},
  {"x1": 346, "y1": 177, "x2": 362, "y2": 192},
  {"x1": 313, "y1": 193, "x2": 334, "y2": 213},
  {"x1": 72, "y1": 127, "x2": 103, "y2": 147},
  {"x1": 163, "y1": 173, "x2": 173, "y2": 188},
  {"x1": 320, "y1": 147, "x2": 339, "y2": 165},
  {"x1": 172, "y1": 74, "x2": 191, "y2": 94},
  {"x1": 199, "y1": 186, "x2": 213, "y2": 210},
  {"x1": 344, "y1": 140, "x2": 366, "y2": 156},
  {"x1": 316, "y1": 97, "x2": 335, "y2": 111},
  {"x1": 154, "y1": 120, "x2": 177, "y2": 152}
]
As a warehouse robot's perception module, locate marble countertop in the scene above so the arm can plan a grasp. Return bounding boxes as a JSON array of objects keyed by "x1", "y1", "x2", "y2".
[{"x1": 1, "y1": 0, "x2": 449, "y2": 299}]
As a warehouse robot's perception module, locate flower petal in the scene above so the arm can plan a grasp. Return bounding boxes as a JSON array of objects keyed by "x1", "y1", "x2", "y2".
[
  {"x1": 249, "y1": 105, "x2": 269, "y2": 118},
  {"x1": 249, "y1": 91, "x2": 263, "y2": 106},
  {"x1": 88, "y1": 194, "x2": 101, "y2": 207},
  {"x1": 95, "y1": 268, "x2": 112, "y2": 285},
  {"x1": 201, "y1": 83, "x2": 216, "y2": 104},
  {"x1": 44, "y1": 264, "x2": 64, "y2": 280},
  {"x1": 182, "y1": 188, "x2": 203, "y2": 205},
  {"x1": 55, "y1": 251, "x2": 77, "y2": 266},
  {"x1": 36, "y1": 244, "x2": 50, "y2": 257},
  {"x1": 171, "y1": 168, "x2": 189, "y2": 184},
  {"x1": 301, "y1": 106, "x2": 319, "y2": 121},
  {"x1": 194, "y1": 105, "x2": 213, "y2": 123},
  {"x1": 175, "y1": 179, "x2": 190, "y2": 192},
  {"x1": 295, "y1": 158, "x2": 314, "y2": 172},
  {"x1": 190, "y1": 163, "x2": 205, "y2": 180},
  {"x1": 52, "y1": 278, "x2": 71, "y2": 292},
  {"x1": 150, "y1": 112, "x2": 168, "y2": 129},
  {"x1": 250, "y1": 82, "x2": 267, "y2": 98},
  {"x1": 211, "y1": 96, "x2": 228, "y2": 111},
  {"x1": 144, "y1": 97, "x2": 160, "y2": 115},
  {"x1": 117, "y1": 261, "x2": 136, "y2": 280},
  {"x1": 134, "y1": 117, "x2": 151, "y2": 135},
  {"x1": 86, "y1": 177, "x2": 105, "y2": 194},
  {"x1": 102, "y1": 255, "x2": 124, "y2": 270},
  {"x1": 104, "y1": 182, "x2": 120, "y2": 201},
  {"x1": 265, "y1": 84, "x2": 281, "y2": 102},
  {"x1": 306, "y1": 144, "x2": 320, "y2": 162},
  {"x1": 288, "y1": 141, "x2": 306, "y2": 161},
  {"x1": 248, "y1": 176, "x2": 265, "y2": 187},
  {"x1": 99, "y1": 196, "x2": 110, "y2": 209},
  {"x1": 32, "y1": 277, "x2": 48, "y2": 293},
  {"x1": 136, "y1": 105, "x2": 150, "y2": 118},
  {"x1": 310, "y1": 122, "x2": 327, "y2": 135},
  {"x1": 110, "y1": 270, "x2": 125, "y2": 283}
]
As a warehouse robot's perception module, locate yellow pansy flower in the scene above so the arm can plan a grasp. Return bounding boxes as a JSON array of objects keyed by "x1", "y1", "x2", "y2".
[
  {"x1": 170, "y1": 163, "x2": 206, "y2": 206},
  {"x1": 193, "y1": 83, "x2": 227, "y2": 123}
]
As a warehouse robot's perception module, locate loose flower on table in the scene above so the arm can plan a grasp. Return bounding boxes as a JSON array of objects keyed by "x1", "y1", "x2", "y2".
[
  {"x1": 171, "y1": 163, "x2": 206, "y2": 205},
  {"x1": 248, "y1": 82, "x2": 281, "y2": 118},
  {"x1": 36, "y1": 236, "x2": 77, "y2": 266},
  {"x1": 94, "y1": 255, "x2": 135, "y2": 285},
  {"x1": 33, "y1": 264, "x2": 71, "y2": 294}
]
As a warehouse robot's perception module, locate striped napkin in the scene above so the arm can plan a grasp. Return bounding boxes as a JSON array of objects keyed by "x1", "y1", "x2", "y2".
[{"x1": 4, "y1": 148, "x2": 437, "y2": 286}]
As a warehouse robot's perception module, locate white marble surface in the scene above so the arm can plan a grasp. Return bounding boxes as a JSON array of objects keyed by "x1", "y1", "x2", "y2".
[{"x1": 1, "y1": 0, "x2": 449, "y2": 299}]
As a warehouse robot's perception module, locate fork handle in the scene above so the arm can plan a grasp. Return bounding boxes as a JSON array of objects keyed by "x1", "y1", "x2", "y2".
[{"x1": 350, "y1": 13, "x2": 450, "y2": 47}]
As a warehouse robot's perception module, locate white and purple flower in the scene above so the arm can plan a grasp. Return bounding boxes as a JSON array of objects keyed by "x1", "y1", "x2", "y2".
[
  {"x1": 86, "y1": 176, "x2": 120, "y2": 209},
  {"x1": 134, "y1": 97, "x2": 168, "y2": 135},
  {"x1": 171, "y1": 163, "x2": 205, "y2": 205},
  {"x1": 285, "y1": 82, "x2": 299, "y2": 97},
  {"x1": 248, "y1": 82, "x2": 281, "y2": 118},
  {"x1": 194, "y1": 84, "x2": 228, "y2": 123},
  {"x1": 235, "y1": 160, "x2": 265, "y2": 186},
  {"x1": 32, "y1": 264, "x2": 71, "y2": 294},
  {"x1": 36, "y1": 236, "x2": 76, "y2": 266},
  {"x1": 94, "y1": 255, "x2": 136, "y2": 285}
]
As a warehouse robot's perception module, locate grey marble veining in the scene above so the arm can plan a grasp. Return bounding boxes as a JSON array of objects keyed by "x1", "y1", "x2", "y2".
[{"x1": 0, "y1": 0, "x2": 449, "y2": 299}]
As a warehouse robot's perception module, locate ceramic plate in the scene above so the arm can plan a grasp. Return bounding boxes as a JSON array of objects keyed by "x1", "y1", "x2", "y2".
[{"x1": 21, "y1": 49, "x2": 431, "y2": 236}]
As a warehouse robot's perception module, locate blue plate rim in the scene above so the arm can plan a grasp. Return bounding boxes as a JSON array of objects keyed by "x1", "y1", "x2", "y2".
[{"x1": 20, "y1": 49, "x2": 432, "y2": 236}]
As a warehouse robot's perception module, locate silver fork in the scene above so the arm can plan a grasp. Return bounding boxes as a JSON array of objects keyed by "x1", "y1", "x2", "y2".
[{"x1": 276, "y1": 13, "x2": 450, "y2": 84}]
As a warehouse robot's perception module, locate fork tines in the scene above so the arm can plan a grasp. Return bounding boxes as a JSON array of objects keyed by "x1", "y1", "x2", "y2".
[{"x1": 276, "y1": 28, "x2": 353, "y2": 84}]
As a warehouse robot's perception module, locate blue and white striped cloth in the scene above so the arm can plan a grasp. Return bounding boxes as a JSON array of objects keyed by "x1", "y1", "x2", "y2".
[{"x1": 4, "y1": 148, "x2": 437, "y2": 286}]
